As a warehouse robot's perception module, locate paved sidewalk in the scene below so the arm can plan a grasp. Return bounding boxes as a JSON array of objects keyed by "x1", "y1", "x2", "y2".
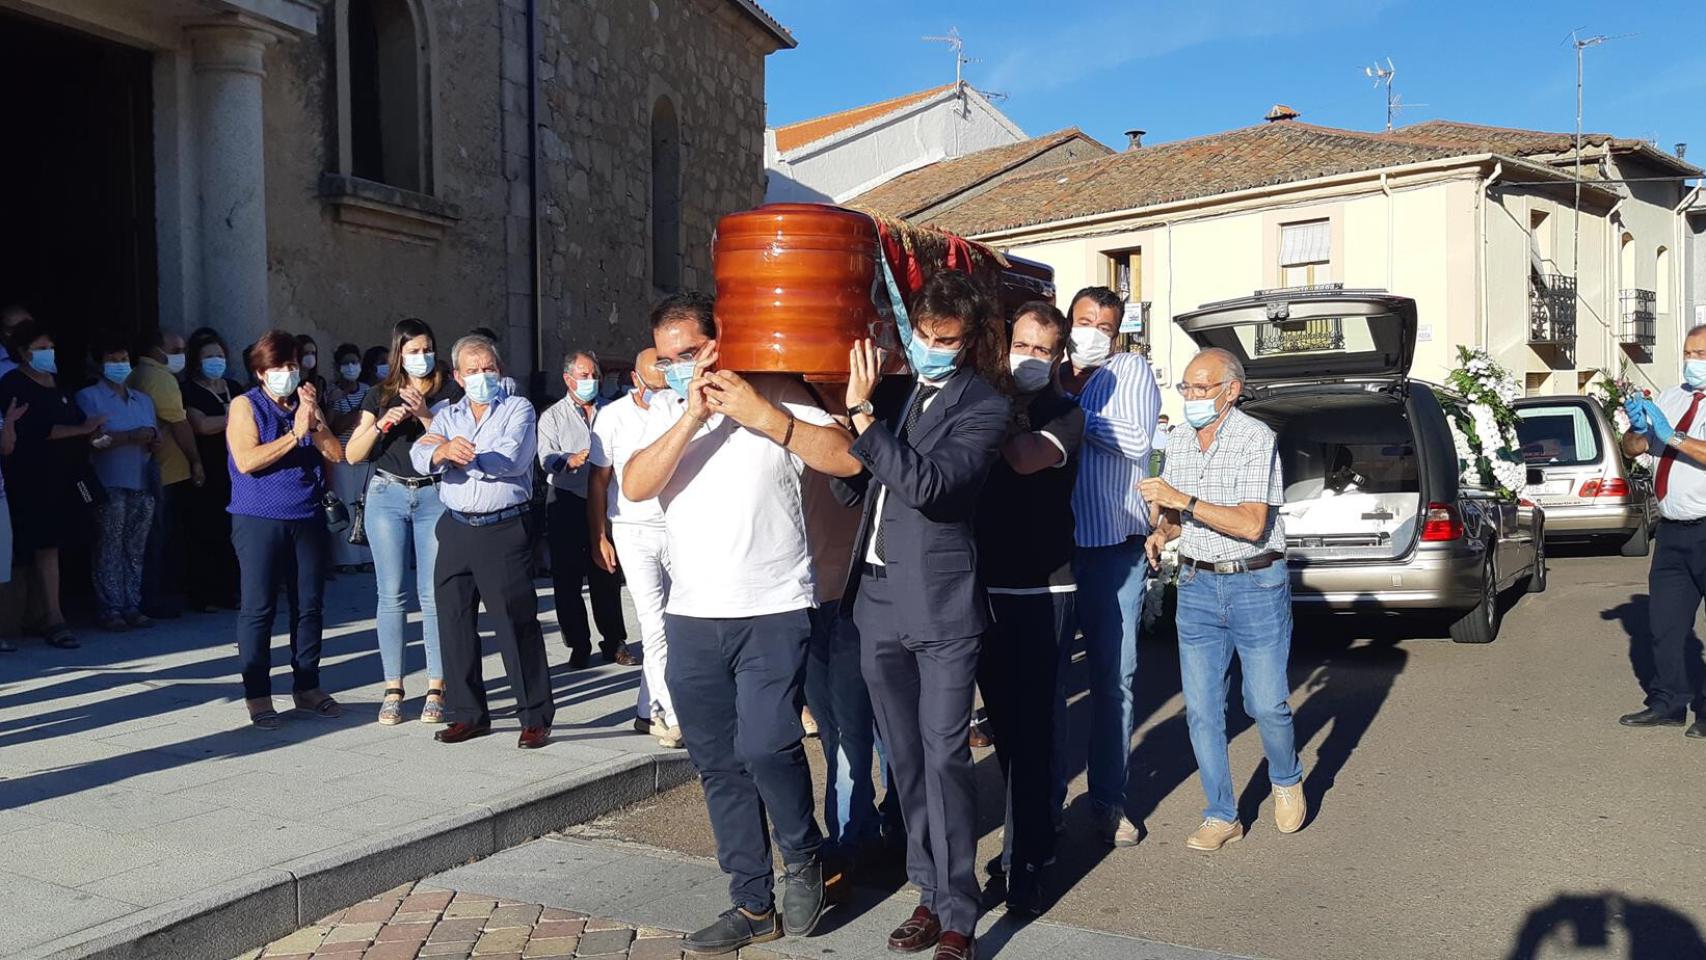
[{"x1": 1, "y1": 572, "x2": 684, "y2": 960}]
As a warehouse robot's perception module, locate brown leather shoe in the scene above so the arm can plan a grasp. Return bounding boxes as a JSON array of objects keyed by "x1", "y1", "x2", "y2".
[
  {"x1": 933, "y1": 931, "x2": 975, "y2": 960},
  {"x1": 517, "y1": 725, "x2": 551, "y2": 749},
  {"x1": 434, "y1": 721, "x2": 492, "y2": 744},
  {"x1": 887, "y1": 905, "x2": 941, "y2": 953},
  {"x1": 967, "y1": 721, "x2": 992, "y2": 750},
  {"x1": 605, "y1": 644, "x2": 640, "y2": 667}
]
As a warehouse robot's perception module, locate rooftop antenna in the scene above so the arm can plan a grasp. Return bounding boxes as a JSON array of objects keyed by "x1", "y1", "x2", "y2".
[
  {"x1": 1364, "y1": 58, "x2": 1397, "y2": 132},
  {"x1": 1565, "y1": 29, "x2": 1631, "y2": 281},
  {"x1": 923, "y1": 27, "x2": 974, "y2": 86}
]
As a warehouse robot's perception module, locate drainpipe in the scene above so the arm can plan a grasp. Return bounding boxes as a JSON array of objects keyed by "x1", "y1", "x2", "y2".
[
  {"x1": 1380, "y1": 172, "x2": 1393, "y2": 291},
  {"x1": 526, "y1": 0, "x2": 544, "y2": 401},
  {"x1": 1478, "y1": 162, "x2": 1503, "y2": 346}
]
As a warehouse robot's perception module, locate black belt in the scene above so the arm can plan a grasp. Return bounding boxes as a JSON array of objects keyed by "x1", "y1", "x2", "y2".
[
  {"x1": 861, "y1": 562, "x2": 888, "y2": 581},
  {"x1": 1662, "y1": 517, "x2": 1706, "y2": 527},
  {"x1": 449, "y1": 504, "x2": 529, "y2": 527},
  {"x1": 376, "y1": 469, "x2": 438, "y2": 489},
  {"x1": 1179, "y1": 551, "x2": 1285, "y2": 574}
]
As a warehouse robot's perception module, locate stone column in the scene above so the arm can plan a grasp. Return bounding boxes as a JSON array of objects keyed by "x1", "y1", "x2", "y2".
[{"x1": 188, "y1": 19, "x2": 278, "y2": 347}]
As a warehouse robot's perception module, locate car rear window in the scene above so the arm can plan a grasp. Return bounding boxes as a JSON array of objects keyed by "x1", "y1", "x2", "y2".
[{"x1": 1515, "y1": 405, "x2": 1602, "y2": 466}]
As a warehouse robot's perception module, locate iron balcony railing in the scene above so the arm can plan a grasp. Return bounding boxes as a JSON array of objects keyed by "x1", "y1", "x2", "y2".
[
  {"x1": 1619, "y1": 288, "x2": 1657, "y2": 346},
  {"x1": 1529, "y1": 274, "x2": 1576, "y2": 346},
  {"x1": 1255, "y1": 316, "x2": 1345, "y2": 356}
]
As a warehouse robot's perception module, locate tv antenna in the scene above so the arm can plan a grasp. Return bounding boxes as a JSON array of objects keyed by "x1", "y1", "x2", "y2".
[
  {"x1": 1362, "y1": 58, "x2": 1423, "y2": 131},
  {"x1": 923, "y1": 27, "x2": 976, "y2": 86},
  {"x1": 1564, "y1": 29, "x2": 1632, "y2": 278}
]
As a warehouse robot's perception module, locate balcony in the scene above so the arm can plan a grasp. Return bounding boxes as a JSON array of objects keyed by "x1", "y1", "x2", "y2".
[
  {"x1": 1529, "y1": 274, "x2": 1576, "y2": 346},
  {"x1": 1619, "y1": 288, "x2": 1657, "y2": 346},
  {"x1": 1255, "y1": 316, "x2": 1346, "y2": 356}
]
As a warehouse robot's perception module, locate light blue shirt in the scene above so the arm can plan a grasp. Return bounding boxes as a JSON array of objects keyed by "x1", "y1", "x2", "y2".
[
  {"x1": 75, "y1": 382, "x2": 157, "y2": 491},
  {"x1": 1069, "y1": 351, "x2": 1162, "y2": 548},
  {"x1": 410, "y1": 391, "x2": 536, "y2": 513}
]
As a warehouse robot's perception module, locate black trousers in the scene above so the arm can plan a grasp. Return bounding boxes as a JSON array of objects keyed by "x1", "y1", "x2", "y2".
[
  {"x1": 547, "y1": 491, "x2": 627, "y2": 656},
  {"x1": 978, "y1": 590, "x2": 1075, "y2": 873},
  {"x1": 231, "y1": 515, "x2": 326, "y2": 701},
  {"x1": 1646, "y1": 520, "x2": 1706, "y2": 716},
  {"x1": 142, "y1": 476, "x2": 186, "y2": 614},
  {"x1": 665, "y1": 608, "x2": 822, "y2": 913},
  {"x1": 435, "y1": 511, "x2": 554, "y2": 728},
  {"x1": 855, "y1": 572, "x2": 981, "y2": 936}
]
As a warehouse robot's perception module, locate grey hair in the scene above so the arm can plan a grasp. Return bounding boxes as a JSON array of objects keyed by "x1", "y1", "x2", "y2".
[
  {"x1": 1195, "y1": 347, "x2": 1246, "y2": 385},
  {"x1": 450, "y1": 334, "x2": 500, "y2": 371},
  {"x1": 561, "y1": 348, "x2": 600, "y2": 373}
]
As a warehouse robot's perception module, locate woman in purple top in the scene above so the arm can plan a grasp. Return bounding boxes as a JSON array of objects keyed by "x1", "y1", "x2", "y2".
[{"x1": 226, "y1": 330, "x2": 345, "y2": 729}]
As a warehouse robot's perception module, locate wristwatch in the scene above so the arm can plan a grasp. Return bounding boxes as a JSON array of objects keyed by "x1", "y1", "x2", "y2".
[
  {"x1": 1667, "y1": 433, "x2": 1687, "y2": 450},
  {"x1": 850, "y1": 400, "x2": 875, "y2": 418},
  {"x1": 1182, "y1": 496, "x2": 1199, "y2": 524}
]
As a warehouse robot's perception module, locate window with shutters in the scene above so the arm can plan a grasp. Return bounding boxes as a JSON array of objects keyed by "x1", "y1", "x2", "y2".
[{"x1": 1278, "y1": 219, "x2": 1332, "y2": 287}]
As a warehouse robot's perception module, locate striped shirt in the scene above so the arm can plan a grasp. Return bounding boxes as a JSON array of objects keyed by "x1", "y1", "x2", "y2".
[
  {"x1": 1069, "y1": 351, "x2": 1162, "y2": 548},
  {"x1": 1161, "y1": 407, "x2": 1287, "y2": 562}
]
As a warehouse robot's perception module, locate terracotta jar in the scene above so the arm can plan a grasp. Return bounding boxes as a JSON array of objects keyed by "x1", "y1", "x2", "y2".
[{"x1": 713, "y1": 203, "x2": 888, "y2": 381}]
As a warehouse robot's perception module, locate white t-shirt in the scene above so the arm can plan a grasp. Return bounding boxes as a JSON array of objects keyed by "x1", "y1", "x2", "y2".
[
  {"x1": 588, "y1": 393, "x2": 664, "y2": 527},
  {"x1": 1654, "y1": 384, "x2": 1706, "y2": 521},
  {"x1": 639, "y1": 375, "x2": 836, "y2": 618}
]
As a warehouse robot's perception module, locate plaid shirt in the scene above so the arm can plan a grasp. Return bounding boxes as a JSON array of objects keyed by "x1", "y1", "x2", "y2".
[{"x1": 1161, "y1": 406, "x2": 1286, "y2": 562}]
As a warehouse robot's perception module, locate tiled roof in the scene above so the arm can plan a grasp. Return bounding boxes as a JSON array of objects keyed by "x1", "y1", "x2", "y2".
[
  {"x1": 851, "y1": 128, "x2": 1113, "y2": 219},
  {"x1": 724, "y1": 0, "x2": 795, "y2": 49},
  {"x1": 928, "y1": 121, "x2": 1466, "y2": 236},
  {"x1": 772, "y1": 84, "x2": 957, "y2": 154},
  {"x1": 1384, "y1": 119, "x2": 1700, "y2": 176}
]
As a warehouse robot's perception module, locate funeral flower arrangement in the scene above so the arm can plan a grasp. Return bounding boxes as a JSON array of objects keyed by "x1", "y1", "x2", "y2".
[
  {"x1": 1586, "y1": 365, "x2": 1655, "y2": 473},
  {"x1": 1442, "y1": 346, "x2": 1527, "y2": 496}
]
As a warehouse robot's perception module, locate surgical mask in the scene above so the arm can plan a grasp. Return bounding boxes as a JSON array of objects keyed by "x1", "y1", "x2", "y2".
[
  {"x1": 907, "y1": 337, "x2": 960, "y2": 382},
  {"x1": 1008, "y1": 354, "x2": 1052, "y2": 393},
  {"x1": 202, "y1": 357, "x2": 227, "y2": 379},
  {"x1": 463, "y1": 371, "x2": 502, "y2": 404},
  {"x1": 102, "y1": 362, "x2": 132, "y2": 385},
  {"x1": 665, "y1": 364, "x2": 695, "y2": 400},
  {"x1": 403, "y1": 352, "x2": 435, "y2": 377},
  {"x1": 165, "y1": 353, "x2": 186, "y2": 374},
  {"x1": 264, "y1": 368, "x2": 301, "y2": 398},
  {"x1": 1069, "y1": 326, "x2": 1112, "y2": 367},
  {"x1": 339, "y1": 362, "x2": 361, "y2": 381},
  {"x1": 1686, "y1": 359, "x2": 1706, "y2": 389},
  {"x1": 1184, "y1": 396, "x2": 1224, "y2": 429},
  {"x1": 572, "y1": 378, "x2": 599, "y2": 402},
  {"x1": 27, "y1": 348, "x2": 55, "y2": 374},
  {"x1": 640, "y1": 388, "x2": 661, "y2": 406},
  {"x1": 301, "y1": 354, "x2": 317, "y2": 371},
  {"x1": 374, "y1": 363, "x2": 390, "y2": 379}
]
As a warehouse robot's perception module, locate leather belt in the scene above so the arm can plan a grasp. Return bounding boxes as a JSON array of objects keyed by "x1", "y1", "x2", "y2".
[
  {"x1": 449, "y1": 504, "x2": 529, "y2": 527},
  {"x1": 1179, "y1": 551, "x2": 1285, "y2": 574},
  {"x1": 376, "y1": 469, "x2": 438, "y2": 489},
  {"x1": 861, "y1": 562, "x2": 889, "y2": 581},
  {"x1": 1662, "y1": 517, "x2": 1706, "y2": 527}
]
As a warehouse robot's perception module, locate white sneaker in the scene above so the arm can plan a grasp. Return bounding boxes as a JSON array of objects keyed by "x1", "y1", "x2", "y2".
[{"x1": 653, "y1": 712, "x2": 685, "y2": 749}]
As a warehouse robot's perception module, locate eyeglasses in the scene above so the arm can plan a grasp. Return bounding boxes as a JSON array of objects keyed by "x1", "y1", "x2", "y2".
[
  {"x1": 1175, "y1": 380, "x2": 1229, "y2": 399},
  {"x1": 651, "y1": 350, "x2": 703, "y2": 374}
]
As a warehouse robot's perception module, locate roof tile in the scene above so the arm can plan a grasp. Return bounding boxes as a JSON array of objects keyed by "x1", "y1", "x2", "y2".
[
  {"x1": 772, "y1": 84, "x2": 957, "y2": 154},
  {"x1": 852, "y1": 128, "x2": 1113, "y2": 219}
]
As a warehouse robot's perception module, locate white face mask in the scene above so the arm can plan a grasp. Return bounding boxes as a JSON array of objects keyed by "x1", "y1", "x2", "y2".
[
  {"x1": 1008, "y1": 354, "x2": 1053, "y2": 393},
  {"x1": 1069, "y1": 326, "x2": 1112, "y2": 368}
]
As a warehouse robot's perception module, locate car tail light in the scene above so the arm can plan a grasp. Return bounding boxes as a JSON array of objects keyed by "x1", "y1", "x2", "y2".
[
  {"x1": 1420, "y1": 503, "x2": 1464, "y2": 542},
  {"x1": 1579, "y1": 478, "x2": 1631, "y2": 499}
]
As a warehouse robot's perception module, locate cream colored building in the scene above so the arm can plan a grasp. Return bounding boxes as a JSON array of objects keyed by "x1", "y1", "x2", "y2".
[{"x1": 920, "y1": 116, "x2": 1700, "y2": 416}]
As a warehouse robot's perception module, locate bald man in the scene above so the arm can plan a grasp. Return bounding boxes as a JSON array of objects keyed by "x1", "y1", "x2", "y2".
[{"x1": 588, "y1": 349, "x2": 681, "y2": 745}]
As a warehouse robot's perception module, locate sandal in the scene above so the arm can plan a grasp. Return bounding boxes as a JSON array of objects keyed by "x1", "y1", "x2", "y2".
[
  {"x1": 377, "y1": 687, "x2": 406, "y2": 726},
  {"x1": 420, "y1": 689, "x2": 446, "y2": 725},
  {"x1": 42, "y1": 623, "x2": 80, "y2": 649},
  {"x1": 293, "y1": 691, "x2": 343, "y2": 719},
  {"x1": 249, "y1": 709, "x2": 283, "y2": 730}
]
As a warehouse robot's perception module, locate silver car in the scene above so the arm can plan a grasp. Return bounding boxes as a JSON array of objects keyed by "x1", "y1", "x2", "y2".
[
  {"x1": 1512, "y1": 396, "x2": 1655, "y2": 556},
  {"x1": 1173, "y1": 287, "x2": 1546, "y2": 644}
]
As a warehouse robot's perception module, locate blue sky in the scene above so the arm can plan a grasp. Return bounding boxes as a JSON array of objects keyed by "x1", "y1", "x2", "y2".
[{"x1": 760, "y1": 0, "x2": 1704, "y2": 161}]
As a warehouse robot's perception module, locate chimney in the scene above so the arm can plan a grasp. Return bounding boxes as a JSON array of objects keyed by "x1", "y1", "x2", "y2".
[
  {"x1": 1124, "y1": 128, "x2": 1146, "y2": 151},
  {"x1": 1264, "y1": 104, "x2": 1301, "y2": 123},
  {"x1": 1677, "y1": 142, "x2": 1689, "y2": 161}
]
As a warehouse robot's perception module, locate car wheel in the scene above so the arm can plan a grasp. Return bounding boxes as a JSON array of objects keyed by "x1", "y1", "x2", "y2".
[
  {"x1": 1449, "y1": 560, "x2": 1501, "y2": 644},
  {"x1": 1526, "y1": 526, "x2": 1548, "y2": 594},
  {"x1": 1619, "y1": 520, "x2": 1651, "y2": 558}
]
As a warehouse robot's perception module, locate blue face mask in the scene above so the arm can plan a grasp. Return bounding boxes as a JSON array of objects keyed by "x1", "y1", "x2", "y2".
[
  {"x1": 464, "y1": 371, "x2": 501, "y2": 404},
  {"x1": 640, "y1": 388, "x2": 661, "y2": 406},
  {"x1": 102, "y1": 362, "x2": 132, "y2": 385},
  {"x1": 1686, "y1": 360, "x2": 1706, "y2": 389},
  {"x1": 202, "y1": 356, "x2": 227, "y2": 379},
  {"x1": 28, "y1": 348, "x2": 56, "y2": 375},
  {"x1": 572, "y1": 378, "x2": 599, "y2": 402},
  {"x1": 264, "y1": 368, "x2": 301, "y2": 398},
  {"x1": 907, "y1": 337, "x2": 960, "y2": 382},
  {"x1": 665, "y1": 364, "x2": 695, "y2": 400},
  {"x1": 1184, "y1": 396, "x2": 1224, "y2": 429},
  {"x1": 403, "y1": 352, "x2": 434, "y2": 377}
]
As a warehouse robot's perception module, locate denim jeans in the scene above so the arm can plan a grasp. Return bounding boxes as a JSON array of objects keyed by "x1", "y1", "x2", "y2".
[
  {"x1": 365, "y1": 474, "x2": 445, "y2": 682},
  {"x1": 803, "y1": 601, "x2": 881, "y2": 853},
  {"x1": 1072, "y1": 537, "x2": 1149, "y2": 810},
  {"x1": 232, "y1": 514, "x2": 328, "y2": 701},
  {"x1": 1175, "y1": 560, "x2": 1302, "y2": 824}
]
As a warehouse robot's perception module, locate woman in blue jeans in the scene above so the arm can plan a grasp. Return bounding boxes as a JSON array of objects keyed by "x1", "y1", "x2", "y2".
[
  {"x1": 228, "y1": 330, "x2": 345, "y2": 728},
  {"x1": 343, "y1": 318, "x2": 462, "y2": 725}
]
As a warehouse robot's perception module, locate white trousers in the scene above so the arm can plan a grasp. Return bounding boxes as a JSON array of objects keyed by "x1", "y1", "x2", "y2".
[{"x1": 612, "y1": 522, "x2": 674, "y2": 727}]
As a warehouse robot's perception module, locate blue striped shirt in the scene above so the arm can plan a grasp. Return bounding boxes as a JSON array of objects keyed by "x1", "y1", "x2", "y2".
[{"x1": 1069, "y1": 352, "x2": 1162, "y2": 547}]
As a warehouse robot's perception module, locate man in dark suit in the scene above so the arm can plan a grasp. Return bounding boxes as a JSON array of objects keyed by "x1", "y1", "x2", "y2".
[{"x1": 836, "y1": 271, "x2": 1010, "y2": 960}]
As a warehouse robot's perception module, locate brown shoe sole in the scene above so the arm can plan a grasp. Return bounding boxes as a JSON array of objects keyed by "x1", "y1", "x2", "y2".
[{"x1": 1186, "y1": 830, "x2": 1244, "y2": 852}]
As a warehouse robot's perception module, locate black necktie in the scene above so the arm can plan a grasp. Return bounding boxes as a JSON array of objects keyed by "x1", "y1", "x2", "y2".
[{"x1": 874, "y1": 385, "x2": 941, "y2": 562}]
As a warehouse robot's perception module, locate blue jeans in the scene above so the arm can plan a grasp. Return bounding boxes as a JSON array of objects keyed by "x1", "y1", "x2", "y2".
[
  {"x1": 804, "y1": 601, "x2": 881, "y2": 853},
  {"x1": 232, "y1": 514, "x2": 327, "y2": 701},
  {"x1": 1176, "y1": 560, "x2": 1303, "y2": 823},
  {"x1": 1072, "y1": 537, "x2": 1149, "y2": 810},
  {"x1": 365, "y1": 474, "x2": 446, "y2": 682}
]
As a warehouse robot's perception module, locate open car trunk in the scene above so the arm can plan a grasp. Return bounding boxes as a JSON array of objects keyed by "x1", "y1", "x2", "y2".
[{"x1": 1244, "y1": 389, "x2": 1422, "y2": 563}]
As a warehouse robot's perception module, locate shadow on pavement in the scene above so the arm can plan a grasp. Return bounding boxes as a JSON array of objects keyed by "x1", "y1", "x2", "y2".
[
  {"x1": 1506, "y1": 891, "x2": 1706, "y2": 960},
  {"x1": 1601, "y1": 594, "x2": 1704, "y2": 710}
]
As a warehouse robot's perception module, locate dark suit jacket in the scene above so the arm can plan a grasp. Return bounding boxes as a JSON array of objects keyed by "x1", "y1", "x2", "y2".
[{"x1": 832, "y1": 367, "x2": 1011, "y2": 638}]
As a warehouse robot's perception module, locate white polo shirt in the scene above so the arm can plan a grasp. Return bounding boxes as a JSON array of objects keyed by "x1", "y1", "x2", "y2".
[
  {"x1": 588, "y1": 393, "x2": 663, "y2": 528},
  {"x1": 639, "y1": 375, "x2": 837, "y2": 618},
  {"x1": 1654, "y1": 384, "x2": 1706, "y2": 521}
]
